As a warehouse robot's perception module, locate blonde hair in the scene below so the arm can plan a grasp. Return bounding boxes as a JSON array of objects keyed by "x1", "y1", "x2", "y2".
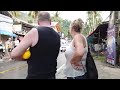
[{"x1": 71, "y1": 18, "x2": 84, "y2": 33}]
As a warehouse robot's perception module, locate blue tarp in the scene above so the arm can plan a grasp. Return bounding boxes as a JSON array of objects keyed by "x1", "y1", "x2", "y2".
[
  {"x1": 0, "y1": 30, "x2": 17, "y2": 37},
  {"x1": 87, "y1": 35, "x2": 94, "y2": 44}
]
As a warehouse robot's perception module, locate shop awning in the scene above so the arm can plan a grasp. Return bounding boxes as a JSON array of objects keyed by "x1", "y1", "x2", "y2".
[
  {"x1": 0, "y1": 30, "x2": 17, "y2": 37},
  {"x1": 87, "y1": 22, "x2": 109, "y2": 44}
]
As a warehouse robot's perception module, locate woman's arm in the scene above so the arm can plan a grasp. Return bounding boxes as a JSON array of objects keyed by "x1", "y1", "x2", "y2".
[{"x1": 70, "y1": 34, "x2": 85, "y2": 67}]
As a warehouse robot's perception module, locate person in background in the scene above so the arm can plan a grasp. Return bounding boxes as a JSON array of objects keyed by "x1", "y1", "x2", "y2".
[
  {"x1": 5, "y1": 38, "x2": 13, "y2": 61},
  {"x1": 64, "y1": 18, "x2": 88, "y2": 79},
  {"x1": 18, "y1": 36, "x2": 24, "y2": 42},
  {"x1": 11, "y1": 11, "x2": 60, "y2": 79},
  {"x1": 14, "y1": 37, "x2": 19, "y2": 48}
]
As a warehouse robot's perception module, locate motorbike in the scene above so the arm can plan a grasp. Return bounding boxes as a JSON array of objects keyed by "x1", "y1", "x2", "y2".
[{"x1": 0, "y1": 44, "x2": 5, "y2": 59}]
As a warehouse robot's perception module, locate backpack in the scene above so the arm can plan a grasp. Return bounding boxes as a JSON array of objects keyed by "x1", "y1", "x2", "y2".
[{"x1": 85, "y1": 46, "x2": 98, "y2": 79}]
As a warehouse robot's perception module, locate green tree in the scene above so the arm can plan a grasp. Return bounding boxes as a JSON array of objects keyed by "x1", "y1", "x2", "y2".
[
  {"x1": 51, "y1": 11, "x2": 71, "y2": 37},
  {"x1": 28, "y1": 11, "x2": 39, "y2": 23},
  {"x1": 82, "y1": 22, "x2": 89, "y2": 36},
  {"x1": 9, "y1": 11, "x2": 21, "y2": 17},
  {"x1": 82, "y1": 11, "x2": 102, "y2": 36},
  {"x1": 51, "y1": 11, "x2": 63, "y2": 23},
  {"x1": 61, "y1": 19, "x2": 71, "y2": 37},
  {"x1": 93, "y1": 11, "x2": 102, "y2": 29}
]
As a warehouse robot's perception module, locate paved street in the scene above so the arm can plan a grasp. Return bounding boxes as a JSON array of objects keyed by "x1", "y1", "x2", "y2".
[
  {"x1": 1, "y1": 52, "x2": 120, "y2": 79},
  {"x1": 95, "y1": 61, "x2": 120, "y2": 79},
  {"x1": 0, "y1": 61, "x2": 27, "y2": 79},
  {"x1": 0, "y1": 52, "x2": 66, "y2": 79},
  {"x1": 56, "y1": 52, "x2": 66, "y2": 79}
]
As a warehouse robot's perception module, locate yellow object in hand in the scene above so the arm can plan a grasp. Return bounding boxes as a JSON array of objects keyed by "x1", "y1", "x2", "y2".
[{"x1": 22, "y1": 49, "x2": 31, "y2": 60}]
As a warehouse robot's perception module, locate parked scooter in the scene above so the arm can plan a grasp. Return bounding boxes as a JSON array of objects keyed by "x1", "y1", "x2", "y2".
[{"x1": 0, "y1": 44, "x2": 5, "y2": 59}]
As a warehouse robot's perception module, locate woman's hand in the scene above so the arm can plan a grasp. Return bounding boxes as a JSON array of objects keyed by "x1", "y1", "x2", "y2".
[
  {"x1": 70, "y1": 59, "x2": 80, "y2": 66},
  {"x1": 70, "y1": 59, "x2": 82, "y2": 71}
]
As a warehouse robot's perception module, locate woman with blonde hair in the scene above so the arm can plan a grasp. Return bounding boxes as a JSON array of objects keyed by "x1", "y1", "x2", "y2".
[{"x1": 64, "y1": 18, "x2": 88, "y2": 79}]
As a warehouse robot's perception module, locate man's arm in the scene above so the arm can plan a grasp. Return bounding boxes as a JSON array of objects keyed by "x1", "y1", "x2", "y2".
[{"x1": 11, "y1": 29, "x2": 35, "y2": 60}]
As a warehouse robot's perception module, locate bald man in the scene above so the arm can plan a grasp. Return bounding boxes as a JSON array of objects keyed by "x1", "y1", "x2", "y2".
[{"x1": 11, "y1": 11, "x2": 60, "y2": 79}]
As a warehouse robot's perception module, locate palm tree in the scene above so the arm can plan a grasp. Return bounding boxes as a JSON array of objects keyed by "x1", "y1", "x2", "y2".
[
  {"x1": 93, "y1": 11, "x2": 102, "y2": 29},
  {"x1": 8, "y1": 11, "x2": 22, "y2": 24},
  {"x1": 85, "y1": 11, "x2": 102, "y2": 35},
  {"x1": 28, "y1": 11, "x2": 39, "y2": 23},
  {"x1": 8, "y1": 11, "x2": 21, "y2": 18},
  {"x1": 86, "y1": 11, "x2": 93, "y2": 34},
  {"x1": 55, "y1": 11, "x2": 59, "y2": 17},
  {"x1": 51, "y1": 11, "x2": 62, "y2": 22},
  {"x1": 82, "y1": 22, "x2": 89, "y2": 36}
]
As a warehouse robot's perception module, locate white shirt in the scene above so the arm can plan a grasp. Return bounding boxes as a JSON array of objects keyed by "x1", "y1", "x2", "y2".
[
  {"x1": 64, "y1": 35, "x2": 88, "y2": 77},
  {"x1": 94, "y1": 44, "x2": 101, "y2": 51}
]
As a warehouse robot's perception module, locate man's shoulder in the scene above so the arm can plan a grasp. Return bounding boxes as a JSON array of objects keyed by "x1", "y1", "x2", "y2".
[
  {"x1": 28, "y1": 28, "x2": 38, "y2": 34},
  {"x1": 31, "y1": 27, "x2": 37, "y2": 31}
]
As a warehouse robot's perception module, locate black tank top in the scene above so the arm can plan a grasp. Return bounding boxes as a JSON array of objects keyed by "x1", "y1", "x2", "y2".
[{"x1": 27, "y1": 26, "x2": 60, "y2": 78}]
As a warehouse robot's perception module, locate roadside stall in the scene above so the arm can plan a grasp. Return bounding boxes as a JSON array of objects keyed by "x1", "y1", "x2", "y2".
[
  {"x1": 12, "y1": 17, "x2": 35, "y2": 40},
  {"x1": 87, "y1": 22, "x2": 108, "y2": 61},
  {"x1": 0, "y1": 12, "x2": 16, "y2": 58},
  {"x1": 87, "y1": 11, "x2": 120, "y2": 66},
  {"x1": 0, "y1": 12, "x2": 16, "y2": 44}
]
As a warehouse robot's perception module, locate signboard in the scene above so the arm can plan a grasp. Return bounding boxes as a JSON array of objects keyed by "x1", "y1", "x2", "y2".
[
  {"x1": 13, "y1": 24, "x2": 22, "y2": 32},
  {"x1": 106, "y1": 24, "x2": 116, "y2": 65}
]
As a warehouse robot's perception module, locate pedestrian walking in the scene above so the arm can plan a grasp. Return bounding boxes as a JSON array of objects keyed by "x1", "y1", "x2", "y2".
[
  {"x1": 5, "y1": 38, "x2": 13, "y2": 61},
  {"x1": 64, "y1": 18, "x2": 88, "y2": 79},
  {"x1": 11, "y1": 11, "x2": 60, "y2": 79}
]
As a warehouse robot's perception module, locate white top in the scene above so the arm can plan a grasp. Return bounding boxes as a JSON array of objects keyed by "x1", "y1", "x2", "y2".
[
  {"x1": 64, "y1": 35, "x2": 88, "y2": 77},
  {"x1": 94, "y1": 44, "x2": 101, "y2": 51}
]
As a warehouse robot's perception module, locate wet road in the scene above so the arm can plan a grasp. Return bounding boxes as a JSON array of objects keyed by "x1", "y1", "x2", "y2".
[{"x1": 0, "y1": 52, "x2": 66, "y2": 79}]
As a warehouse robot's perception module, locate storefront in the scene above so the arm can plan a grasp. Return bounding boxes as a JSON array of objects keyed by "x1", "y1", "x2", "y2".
[
  {"x1": 12, "y1": 18, "x2": 34, "y2": 36},
  {"x1": 0, "y1": 13, "x2": 16, "y2": 44},
  {"x1": 87, "y1": 11, "x2": 120, "y2": 66}
]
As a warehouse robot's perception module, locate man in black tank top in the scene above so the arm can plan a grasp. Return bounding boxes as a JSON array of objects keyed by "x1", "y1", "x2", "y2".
[{"x1": 11, "y1": 11, "x2": 60, "y2": 79}]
